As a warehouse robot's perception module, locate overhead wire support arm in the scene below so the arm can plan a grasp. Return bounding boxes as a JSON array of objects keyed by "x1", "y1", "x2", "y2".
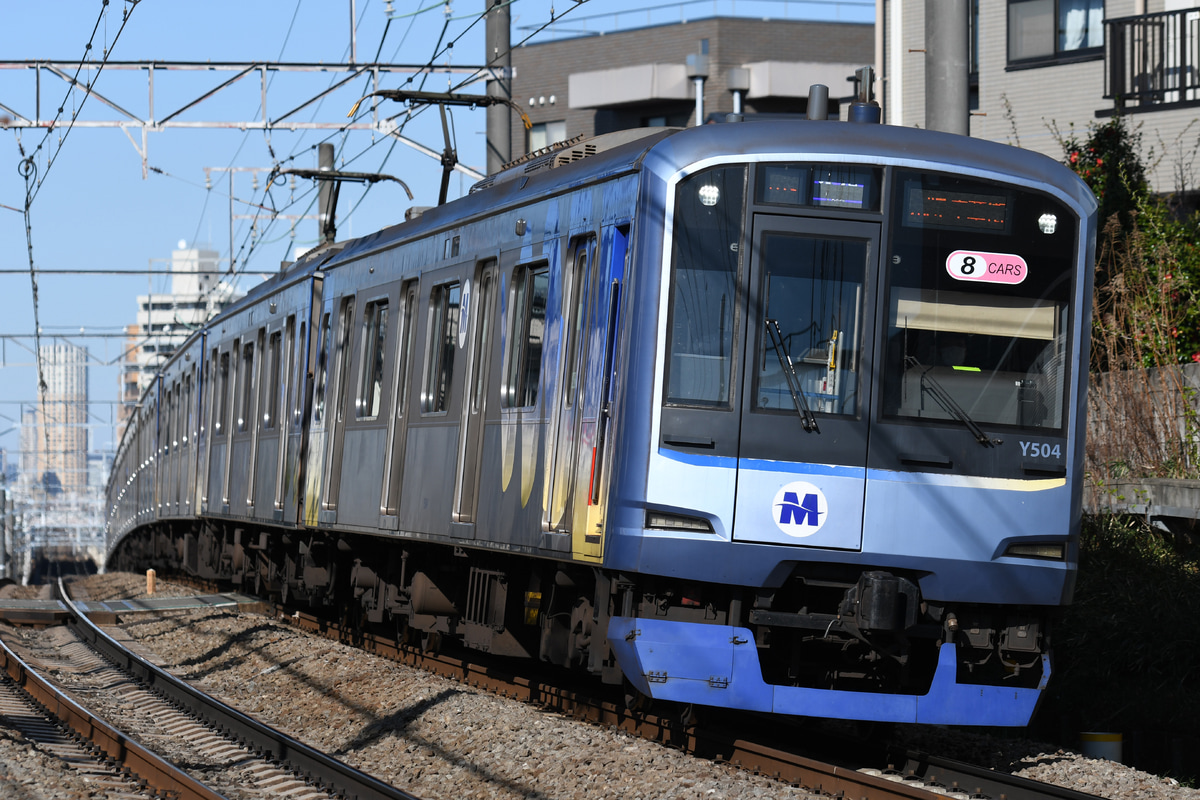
[
  {"x1": 348, "y1": 89, "x2": 531, "y2": 205},
  {"x1": 267, "y1": 167, "x2": 414, "y2": 244}
]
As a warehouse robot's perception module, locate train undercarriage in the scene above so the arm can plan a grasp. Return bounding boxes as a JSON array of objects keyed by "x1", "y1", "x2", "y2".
[{"x1": 111, "y1": 521, "x2": 1048, "y2": 700}]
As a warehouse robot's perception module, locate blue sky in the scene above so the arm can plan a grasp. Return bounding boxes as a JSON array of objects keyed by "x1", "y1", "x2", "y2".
[{"x1": 0, "y1": 0, "x2": 871, "y2": 458}]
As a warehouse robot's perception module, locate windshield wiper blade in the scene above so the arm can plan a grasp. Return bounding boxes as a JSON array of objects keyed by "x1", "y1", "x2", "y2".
[
  {"x1": 904, "y1": 355, "x2": 1000, "y2": 447},
  {"x1": 766, "y1": 318, "x2": 820, "y2": 433}
]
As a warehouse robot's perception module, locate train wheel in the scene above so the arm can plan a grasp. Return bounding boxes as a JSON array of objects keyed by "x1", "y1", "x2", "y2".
[{"x1": 623, "y1": 679, "x2": 649, "y2": 713}]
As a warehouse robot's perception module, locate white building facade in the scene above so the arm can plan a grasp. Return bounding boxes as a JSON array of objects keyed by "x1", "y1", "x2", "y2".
[{"x1": 879, "y1": 0, "x2": 1200, "y2": 192}]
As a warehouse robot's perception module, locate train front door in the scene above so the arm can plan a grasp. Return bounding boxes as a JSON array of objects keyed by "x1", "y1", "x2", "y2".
[{"x1": 732, "y1": 215, "x2": 879, "y2": 550}]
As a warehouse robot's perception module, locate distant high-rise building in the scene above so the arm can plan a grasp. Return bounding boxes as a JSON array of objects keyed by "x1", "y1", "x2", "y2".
[
  {"x1": 119, "y1": 243, "x2": 241, "y2": 434},
  {"x1": 24, "y1": 343, "x2": 89, "y2": 496},
  {"x1": 18, "y1": 406, "x2": 37, "y2": 493}
]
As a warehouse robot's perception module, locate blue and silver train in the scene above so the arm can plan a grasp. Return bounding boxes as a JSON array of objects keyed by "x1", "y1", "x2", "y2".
[{"x1": 107, "y1": 105, "x2": 1097, "y2": 727}]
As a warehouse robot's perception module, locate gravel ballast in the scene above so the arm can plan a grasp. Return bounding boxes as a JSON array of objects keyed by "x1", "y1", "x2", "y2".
[{"x1": 4, "y1": 572, "x2": 1198, "y2": 800}]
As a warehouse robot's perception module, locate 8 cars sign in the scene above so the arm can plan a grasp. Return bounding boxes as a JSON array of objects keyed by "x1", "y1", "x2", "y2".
[{"x1": 946, "y1": 249, "x2": 1028, "y2": 285}]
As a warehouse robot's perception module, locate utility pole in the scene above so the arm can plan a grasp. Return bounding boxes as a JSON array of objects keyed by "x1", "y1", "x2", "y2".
[
  {"x1": 486, "y1": 0, "x2": 512, "y2": 175},
  {"x1": 318, "y1": 143, "x2": 336, "y2": 244},
  {"x1": 925, "y1": 0, "x2": 969, "y2": 135}
]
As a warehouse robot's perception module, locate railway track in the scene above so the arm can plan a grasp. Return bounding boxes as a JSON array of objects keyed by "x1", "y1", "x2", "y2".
[
  {"x1": 99, "y1": 573, "x2": 1109, "y2": 800},
  {"x1": 0, "y1": 578, "x2": 431, "y2": 800},
  {"x1": 269, "y1": 598, "x2": 1105, "y2": 800},
  {"x1": 0, "y1": 616, "x2": 224, "y2": 800}
]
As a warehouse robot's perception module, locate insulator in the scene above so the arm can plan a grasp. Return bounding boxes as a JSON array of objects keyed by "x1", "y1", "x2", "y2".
[{"x1": 252, "y1": 174, "x2": 259, "y2": 191}]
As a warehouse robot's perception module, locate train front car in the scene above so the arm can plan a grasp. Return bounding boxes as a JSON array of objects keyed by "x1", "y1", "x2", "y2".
[{"x1": 607, "y1": 120, "x2": 1097, "y2": 726}]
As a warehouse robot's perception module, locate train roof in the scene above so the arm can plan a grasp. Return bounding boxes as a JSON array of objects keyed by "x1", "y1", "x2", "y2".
[
  {"x1": 259, "y1": 119, "x2": 1096, "y2": 288},
  {"x1": 640, "y1": 119, "x2": 1098, "y2": 214},
  {"x1": 164, "y1": 120, "x2": 1096, "y2": 377}
]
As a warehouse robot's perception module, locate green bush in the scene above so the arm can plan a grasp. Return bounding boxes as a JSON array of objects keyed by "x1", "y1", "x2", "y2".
[{"x1": 1035, "y1": 514, "x2": 1200, "y2": 744}]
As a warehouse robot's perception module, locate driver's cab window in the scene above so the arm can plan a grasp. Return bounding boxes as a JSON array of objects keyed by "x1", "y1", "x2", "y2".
[{"x1": 754, "y1": 234, "x2": 865, "y2": 416}]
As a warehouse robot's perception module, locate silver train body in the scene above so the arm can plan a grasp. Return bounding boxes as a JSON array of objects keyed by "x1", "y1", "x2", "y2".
[{"x1": 107, "y1": 119, "x2": 1097, "y2": 726}]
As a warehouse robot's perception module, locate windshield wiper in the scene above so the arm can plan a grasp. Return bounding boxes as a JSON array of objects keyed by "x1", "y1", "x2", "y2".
[
  {"x1": 904, "y1": 355, "x2": 1001, "y2": 447},
  {"x1": 766, "y1": 318, "x2": 820, "y2": 433}
]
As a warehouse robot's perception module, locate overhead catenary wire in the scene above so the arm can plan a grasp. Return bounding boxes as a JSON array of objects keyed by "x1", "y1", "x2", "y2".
[
  {"x1": 227, "y1": 1, "x2": 594, "y2": 284},
  {"x1": 15, "y1": 0, "x2": 143, "y2": 496}
]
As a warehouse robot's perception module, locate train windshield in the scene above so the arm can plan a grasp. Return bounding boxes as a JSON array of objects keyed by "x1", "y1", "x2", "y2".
[{"x1": 881, "y1": 170, "x2": 1077, "y2": 432}]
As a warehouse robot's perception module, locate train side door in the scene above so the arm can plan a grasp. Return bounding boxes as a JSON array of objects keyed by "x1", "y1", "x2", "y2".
[
  {"x1": 546, "y1": 236, "x2": 597, "y2": 533},
  {"x1": 574, "y1": 225, "x2": 628, "y2": 559},
  {"x1": 733, "y1": 215, "x2": 879, "y2": 550},
  {"x1": 381, "y1": 280, "x2": 419, "y2": 529},
  {"x1": 321, "y1": 296, "x2": 356, "y2": 522},
  {"x1": 303, "y1": 303, "x2": 334, "y2": 526},
  {"x1": 273, "y1": 315, "x2": 296, "y2": 518},
  {"x1": 453, "y1": 261, "x2": 498, "y2": 526}
]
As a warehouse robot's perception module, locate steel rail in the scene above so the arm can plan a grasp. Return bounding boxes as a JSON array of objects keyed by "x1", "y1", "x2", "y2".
[
  {"x1": 0, "y1": 625, "x2": 227, "y2": 800},
  {"x1": 281, "y1": 609, "x2": 1105, "y2": 800},
  {"x1": 163, "y1": 574, "x2": 1105, "y2": 800},
  {"x1": 57, "y1": 578, "x2": 423, "y2": 800},
  {"x1": 886, "y1": 749, "x2": 1108, "y2": 800}
]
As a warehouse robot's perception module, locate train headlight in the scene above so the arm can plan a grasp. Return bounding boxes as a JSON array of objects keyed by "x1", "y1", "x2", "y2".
[
  {"x1": 1038, "y1": 213, "x2": 1057, "y2": 234},
  {"x1": 1004, "y1": 542, "x2": 1066, "y2": 560},
  {"x1": 698, "y1": 184, "x2": 721, "y2": 207}
]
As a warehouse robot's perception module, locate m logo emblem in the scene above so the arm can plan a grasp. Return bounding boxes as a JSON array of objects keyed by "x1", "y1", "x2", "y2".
[{"x1": 772, "y1": 481, "x2": 828, "y2": 537}]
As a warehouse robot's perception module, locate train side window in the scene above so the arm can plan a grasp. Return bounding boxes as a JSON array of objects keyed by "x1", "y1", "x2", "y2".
[
  {"x1": 422, "y1": 282, "x2": 461, "y2": 413},
  {"x1": 183, "y1": 373, "x2": 193, "y2": 445},
  {"x1": 563, "y1": 248, "x2": 589, "y2": 407},
  {"x1": 293, "y1": 320, "x2": 306, "y2": 426},
  {"x1": 395, "y1": 284, "x2": 417, "y2": 419},
  {"x1": 502, "y1": 265, "x2": 549, "y2": 408},
  {"x1": 471, "y1": 271, "x2": 496, "y2": 413},
  {"x1": 357, "y1": 298, "x2": 389, "y2": 419},
  {"x1": 664, "y1": 164, "x2": 747, "y2": 408},
  {"x1": 215, "y1": 349, "x2": 230, "y2": 437},
  {"x1": 264, "y1": 330, "x2": 282, "y2": 429},
  {"x1": 312, "y1": 313, "x2": 332, "y2": 424},
  {"x1": 333, "y1": 297, "x2": 356, "y2": 424},
  {"x1": 237, "y1": 338, "x2": 255, "y2": 432}
]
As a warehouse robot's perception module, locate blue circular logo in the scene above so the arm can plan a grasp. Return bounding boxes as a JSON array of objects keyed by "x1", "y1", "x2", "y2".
[{"x1": 772, "y1": 481, "x2": 828, "y2": 537}]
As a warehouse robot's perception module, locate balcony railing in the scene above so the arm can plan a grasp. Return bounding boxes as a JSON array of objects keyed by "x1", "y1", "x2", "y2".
[{"x1": 1106, "y1": 8, "x2": 1200, "y2": 110}]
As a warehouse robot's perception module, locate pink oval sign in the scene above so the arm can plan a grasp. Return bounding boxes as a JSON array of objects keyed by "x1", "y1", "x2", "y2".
[{"x1": 946, "y1": 250, "x2": 1028, "y2": 285}]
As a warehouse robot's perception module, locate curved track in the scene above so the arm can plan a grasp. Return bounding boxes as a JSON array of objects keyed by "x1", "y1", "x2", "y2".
[
  {"x1": 56, "y1": 577, "x2": 424, "y2": 800},
  {"x1": 274, "y1": 606, "x2": 1105, "y2": 800},
  {"x1": 0, "y1": 617, "x2": 226, "y2": 800}
]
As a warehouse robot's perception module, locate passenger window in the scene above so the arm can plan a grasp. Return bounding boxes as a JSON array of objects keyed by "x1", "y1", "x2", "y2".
[
  {"x1": 502, "y1": 265, "x2": 549, "y2": 408},
  {"x1": 264, "y1": 330, "x2": 282, "y2": 429},
  {"x1": 183, "y1": 373, "x2": 193, "y2": 445},
  {"x1": 357, "y1": 299, "x2": 389, "y2": 419},
  {"x1": 237, "y1": 338, "x2": 255, "y2": 432},
  {"x1": 333, "y1": 297, "x2": 355, "y2": 424},
  {"x1": 215, "y1": 349, "x2": 230, "y2": 437},
  {"x1": 293, "y1": 320, "x2": 305, "y2": 426},
  {"x1": 422, "y1": 282, "x2": 461, "y2": 413},
  {"x1": 564, "y1": 249, "x2": 589, "y2": 407},
  {"x1": 472, "y1": 272, "x2": 495, "y2": 413},
  {"x1": 395, "y1": 284, "x2": 417, "y2": 418},
  {"x1": 312, "y1": 313, "x2": 332, "y2": 425}
]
